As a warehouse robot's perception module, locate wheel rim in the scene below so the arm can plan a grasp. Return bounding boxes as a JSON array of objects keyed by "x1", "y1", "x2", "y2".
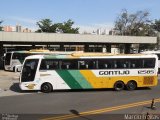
[
  {"x1": 117, "y1": 83, "x2": 123, "y2": 89},
  {"x1": 115, "y1": 82, "x2": 124, "y2": 90},
  {"x1": 42, "y1": 83, "x2": 52, "y2": 93},
  {"x1": 128, "y1": 82, "x2": 136, "y2": 90},
  {"x1": 43, "y1": 85, "x2": 49, "y2": 92}
]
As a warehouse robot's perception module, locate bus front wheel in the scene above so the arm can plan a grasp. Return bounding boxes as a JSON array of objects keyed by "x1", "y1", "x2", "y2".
[
  {"x1": 41, "y1": 83, "x2": 53, "y2": 93},
  {"x1": 126, "y1": 81, "x2": 137, "y2": 91},
  {"x1": 114, "y1": 81, "x2": 125, "y2": 91}
]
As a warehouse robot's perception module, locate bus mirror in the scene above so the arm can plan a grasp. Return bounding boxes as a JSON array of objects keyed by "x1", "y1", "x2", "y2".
[{"x1": 15, "y1": 65, "x2": 22, "y2": 72}]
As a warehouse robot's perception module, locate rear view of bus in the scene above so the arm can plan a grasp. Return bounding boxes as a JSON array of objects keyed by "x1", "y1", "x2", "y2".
[{"x1": 19, "y1": 53, "x2": 159, "y2": 93}]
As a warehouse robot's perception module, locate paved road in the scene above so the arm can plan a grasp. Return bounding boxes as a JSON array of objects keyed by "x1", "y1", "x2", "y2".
[
  {"x1": 0, "y1": 71, "x2": 31, "y2": 97},
  {"x1": 0, "y1": 70, "x2": 160, "y2": 120},
  {"x1": 0, "y1": 82, "x2": 160, "y2": 120}
]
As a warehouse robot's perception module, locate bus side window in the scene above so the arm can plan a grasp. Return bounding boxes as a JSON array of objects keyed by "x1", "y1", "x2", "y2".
[
  {"x1": 157, "y1": 54, "x2": 160, "y2": 60},
  {"x1": 143, "y1": 58, "x2": 155, "y2": 68},
  {"x1": 116, "y1": 60, "x2": 126, "y2": 69},
  {"x1": 104, "y1": 64, "x2": 108, "y2": 68},
  {"x1": 40, "y1": 60, "x2": 47, "y2": 70},
  {"x1": 61, "y1": 63, "x2": 70, "y2": 69},
  {"x1": 98, "y1": 59, "x2": 113, "y2": 69},
  {"x1": 130, "y1": 59, "x2": 143, "y2": 68},
  {"x1": 78, "y1": 60, "x2": 96, "y2": 69},
  {"x1": 131, "y1": 63, "x2": 135, "y2": 68},
  {"x1": 40, "y1": 59, "x2": 59, "y2": 70},
  {"x1": 61, "y1": 60, "x2": 77, "y2": 70},
  {"x1": 78, "y1": 61, "x2": 86, "y2": 69}
]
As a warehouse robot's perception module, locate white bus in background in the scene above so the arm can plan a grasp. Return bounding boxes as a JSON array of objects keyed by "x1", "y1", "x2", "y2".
[
  {"x1": 141, "y1": 50, "x2": 160, "y2": 72},
  {"x1": 3, "y1": 49, "x2": 79, "y2": 72},
  {"x1": 19, "y1": 53, "x2": 158, "y2": 93}
]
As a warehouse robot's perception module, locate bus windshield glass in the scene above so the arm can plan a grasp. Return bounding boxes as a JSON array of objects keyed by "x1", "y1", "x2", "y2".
[
  {"x1": 5, "y1": 53, "x2": 12, "y2": 65},
  {"x1": 21, "y1": 59, "x2": 39, "y2": 82}
]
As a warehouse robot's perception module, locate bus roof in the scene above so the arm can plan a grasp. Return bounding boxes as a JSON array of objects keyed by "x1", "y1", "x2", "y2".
[
  {"x1": 5, "y1": 50, "x2": 84, "y2": 54},
  {"x1": 25, "y1": 52, "x2": 158, "y2": 59},
  {"x1": 141, "y1": 50, "x2": 160, "y2": 54}
]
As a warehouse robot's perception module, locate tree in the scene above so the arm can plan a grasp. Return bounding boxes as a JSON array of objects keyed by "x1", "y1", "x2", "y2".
[
  {"x1": 152, "y1": 19, "x2": 160, "y2": 32},
  {"x1": 0, "y1": 20, "x2": 3, "y2": 31},
  {"x1": 114, "y1": 9, "x2": 154, "y2": 36},
  {"x1": 36, "y1": 19, "x2": 79, "y2": 33},
  {"x1": 60, "y1": 19, "x2": 79, "y2": 33},
  {"x1": 36, "y1": 19, "x2": 56, "y2": 33},
  {"x1": 114, "y1": 9, "x2": 129, "y2": 35}
]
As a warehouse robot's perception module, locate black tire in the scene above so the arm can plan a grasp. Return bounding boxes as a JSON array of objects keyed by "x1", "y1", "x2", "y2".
[
  {"x1": 13, "y1": 67, "x2": 16, "y2": 72},
  {"x1": 126, "y1": 81, "x2": 137, "y2": 91},
  {"x1": 41, "y1": 83, "x2": 53, "y2": 93},
  {"x1": 114, "y1": 81, "x2": 125, "y2": 91}
]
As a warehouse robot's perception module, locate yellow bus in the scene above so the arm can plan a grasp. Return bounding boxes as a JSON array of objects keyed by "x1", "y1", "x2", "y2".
[{"x1": 19, "y1": 53, "x2": 158, "y2": 92}]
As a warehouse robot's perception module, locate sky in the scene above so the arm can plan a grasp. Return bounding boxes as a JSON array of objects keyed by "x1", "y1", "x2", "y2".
[{"x1": 0, "y1": 0, "x2": 160, "y2": 33}]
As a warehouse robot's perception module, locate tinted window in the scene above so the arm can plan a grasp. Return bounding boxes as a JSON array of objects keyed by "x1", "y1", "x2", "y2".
[
  {"x1": 98, "y1": 59, "x2": 113, "y2": 69},
  {"x1": 39, "y1": 58, "x2": 156, "y2": 70},
  {"x1": 78, "y1": 59, "x2": 96, "y2": 69},
  {"x1": 40, "y1": 59, "x2": 59, "y2": 70},
  {"x1": 12, "y1": 53, "x2": 21, "y2": 59},
  {"x1": 115, "y1": 59, "x2": 130, "y2": 69},
  {"x1": 21, "y1": 59, "x2": 39, "y2": 82},
  {"x1": 130, "y1": 59, "x2": 143, "y2": 68},
  {"x1": 98, "y1": 58, "x2": 154, "y2": 69},
  {"x1": 143, "y1": 58, "x2": 155, "y2": 68},
  {"x1": 156, "y1": 54, "x2": 160, "y2": 60},
  {"x1": 61, "y1": 60, "x2": 77, "y2": 69},
  {"x1": 5, "y1": 53, "x2": 11, "y2": 65}
]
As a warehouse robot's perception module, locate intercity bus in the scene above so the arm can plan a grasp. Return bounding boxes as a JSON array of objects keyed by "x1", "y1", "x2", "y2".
[
  {"x1": 141, "y1": 50, "x2": 160, "y2": 72},
  {"x1": 3, "y1": 49, "x2": 76, "y2": 72},
  {"x1": 19, "y1": 53, "x2": 158, "y2": 92}
]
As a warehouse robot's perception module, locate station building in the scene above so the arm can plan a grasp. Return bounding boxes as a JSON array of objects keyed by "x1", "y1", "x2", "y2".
[{"x1": 0, "y1": 31, "x2": 157, "y2": 69}]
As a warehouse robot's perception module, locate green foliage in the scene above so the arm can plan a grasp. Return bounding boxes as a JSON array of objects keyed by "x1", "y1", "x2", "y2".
[
  {"x1": 36, "y1": 19, "x2": 56, "y2": 33},
  {"x1": 36, "y1": 19, "x2": 79, "y2": 33},
  {"x1": 0, "y1": 20, "x2": 3, "y2": 31}
]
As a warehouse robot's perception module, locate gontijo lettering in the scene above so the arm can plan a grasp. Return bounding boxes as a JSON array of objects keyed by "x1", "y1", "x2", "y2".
[{"x1": 99, "y1": 70, "x2": 130, "y2": 75}]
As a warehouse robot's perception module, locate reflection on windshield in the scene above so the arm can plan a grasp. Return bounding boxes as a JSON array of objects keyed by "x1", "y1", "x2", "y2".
[{"x1": 21, "y1": 59, "x2": 39, "y2": 82}]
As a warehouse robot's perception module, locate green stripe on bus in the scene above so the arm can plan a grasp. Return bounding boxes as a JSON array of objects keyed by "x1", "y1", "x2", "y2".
[
  {"x1": 44, "y1": 55, "x2": 57, "y2": 59},
  {"x1": 56, "y1": 70, "x2": 82, "y2": 89},
  {"x1": 44, "y1": 55, "x2": 67, "y2": 59},
  {"x1": 56, "y1": 55, "x2": 67, "y2": 59},
  {"x1": 68, "y1": 71, "x2": 93, "y2": 89}
]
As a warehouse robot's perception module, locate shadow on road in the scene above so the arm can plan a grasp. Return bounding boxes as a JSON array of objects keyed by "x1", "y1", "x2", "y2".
[
  {"x1": 10, "y1": 83, "x2": 21, "y2": 93},
  {"x1": 70, "y1": 109, "x2": 92, "y2": 120},
  {"x1": 9, "y1": 83, "x2": 38, "y2": 93},
  {"x1": 9, "y1": 83, "x2": 152, "y2": 94},
  {"x1": 52, "y1": 87, "x2": 151, "y2": 93}
]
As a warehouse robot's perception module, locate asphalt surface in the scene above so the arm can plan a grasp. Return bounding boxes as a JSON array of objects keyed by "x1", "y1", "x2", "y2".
[{"x1": 0, "y1": 71, "x2": 160, "y2": 120}]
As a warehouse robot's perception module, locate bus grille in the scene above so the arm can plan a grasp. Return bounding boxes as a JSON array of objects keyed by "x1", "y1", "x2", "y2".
[{"x1": 143, "y1": 77, "x2": 154, "y2": 85}]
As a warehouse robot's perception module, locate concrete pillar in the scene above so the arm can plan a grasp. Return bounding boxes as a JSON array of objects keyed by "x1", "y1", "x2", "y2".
[
  {"x1": 60, "y1": 44, "x2": 64, "y2": 51},
  {"x1": 84, "y1": 44, "x2": 89, "y2": 52},
  {"x1": 32, "y1": 44, "x2": 36, "y2": 49},
  {"x1": 106, "y1": 44, "x2": 111, "y2": 53},
  {"x1": 125, "y1": 44, "x2": 131, "y2": 54},
  {"x1": 0, "y1": 43, "x2": 4, "y2": 69}
]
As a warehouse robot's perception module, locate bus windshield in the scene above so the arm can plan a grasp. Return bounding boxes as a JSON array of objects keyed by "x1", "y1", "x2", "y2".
[
  {"x1": 21, "y1": 59, "x2": 39, "y2": 82},
  {"x1": 5, "y1": 53, "x2": 12, "y2": 65}
]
